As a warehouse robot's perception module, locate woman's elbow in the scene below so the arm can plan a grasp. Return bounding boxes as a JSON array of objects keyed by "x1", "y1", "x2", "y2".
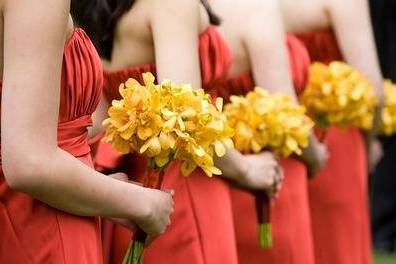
[{"x1": 2, "y1": 151, "x2": 48, "y2": 191}]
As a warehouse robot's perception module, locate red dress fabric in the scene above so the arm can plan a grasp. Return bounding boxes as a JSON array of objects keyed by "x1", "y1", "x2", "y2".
[
  {"x1": 220, "y1": 35, "x2": 315, "y2": 264},
  {"x1": 0, "y1": 29, "x2": 103, "y2": 263},
  {"x1": 296, "y1": 29, "x2": 372, "y2": 264},
  {"x1": 96, "y1": 27, "x2": 238, "y2": 264}
]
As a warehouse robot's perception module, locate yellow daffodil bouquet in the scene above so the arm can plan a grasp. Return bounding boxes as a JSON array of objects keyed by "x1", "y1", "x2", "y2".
[
  {"x1": 103, "y1": 72, "x2": 234, "y2": 264},
  {"x1": 380, "y1": 80, "x2": 396, "y2": 136},
  {"x1": 225, "y1": 88, "x2": 313, "y2": 157},
  {"x1": 224, "y1": 87, "x2": 313, "y2": 249},
  {"x1": 301, "y1": 62, "x2": 377, "y2": 130}
]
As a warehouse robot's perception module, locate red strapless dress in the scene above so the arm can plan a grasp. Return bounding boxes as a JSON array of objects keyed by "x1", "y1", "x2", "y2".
[
  {"x1": 95, "y1": 27, "x2": 238, "y2": 264},
  {"x1": 0, "y1": 29, "x2": 103, "y2": 263},
  {"x1": 218, "y1": 35, "x2": 314, "y2": 264},
  {"x1": 296, "y1": 30, "x2": 372, "y2": 264}
]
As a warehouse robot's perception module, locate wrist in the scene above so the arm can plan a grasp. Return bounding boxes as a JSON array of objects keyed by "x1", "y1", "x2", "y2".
[
  {"x1": 235, "y1": 156, "x2": 249, "y2": 183},
  {"x1": 125, "y1": 185, "x2": 153, "y2": 224},
  {"x1": 216, "y1": 150, "x2": 248, "y2": 182}
]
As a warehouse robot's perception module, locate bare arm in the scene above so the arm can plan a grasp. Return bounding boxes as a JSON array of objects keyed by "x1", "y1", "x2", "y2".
[
  {"x1": 244, "y1": 0, "x2": 296, "y2": 99},
  {"x1": 329, "y1": 0, "x2": 384, "y2": 168},
  {"x1": 1, "y1": 0, "x2": 172, "y2": 235},
  {"x1": 150, "y1": 0, "x2": 202, "y2": 86},
  {"x1": 329, "y1": 0, "x2": 383, "y2": 95},
  {"x1": 329, "y1": 0, "x2": 384, "y2": 130},
  {"x1": 244, "y1": 0, "x2": 328, "y2": 176}
]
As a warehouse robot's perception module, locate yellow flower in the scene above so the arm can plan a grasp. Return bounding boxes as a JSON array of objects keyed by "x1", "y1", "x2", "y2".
[
  {"x1": 301, "y1": 61, "x2": 377, "y2": 130},
  {"x1": 103, "y1": 72, "x2": 234, "y2": 176},
  {"x1": 225, "y1": 88, "x2": 313, "y2": 158},
  {"x1": 380, "y1": 80, "x2": 396, "y2": 135}
]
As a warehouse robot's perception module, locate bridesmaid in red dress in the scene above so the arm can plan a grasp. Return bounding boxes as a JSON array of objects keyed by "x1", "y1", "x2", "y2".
[
  {"x1": 73, "y1": 0, "x2": 282, "y2": 263},
  {"x1": 279, "y1": 0, "x2": 385, "y2": 263},
  {"x1": 207, "y1": 1, "x2": 328, "y2": 263},
  {"x1": 0, "y1": 1, "x2": 174, "y2": 263}
]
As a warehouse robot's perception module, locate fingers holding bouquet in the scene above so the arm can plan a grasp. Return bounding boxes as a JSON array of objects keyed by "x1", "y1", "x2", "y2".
[
  {"x1": 239, "y1": 152, "x2": 284, "y2": 198},
  {"x1": 107, "y1": 172, "x2": 175, "y2": 241}
]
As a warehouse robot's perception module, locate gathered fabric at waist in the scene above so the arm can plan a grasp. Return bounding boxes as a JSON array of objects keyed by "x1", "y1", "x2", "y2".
[
  {"x1": 0, "y1": 115, "x2": 93, "y2": 165},
  {"x1": 57, "y1": 114, "x2": 93, "y2": 157}
]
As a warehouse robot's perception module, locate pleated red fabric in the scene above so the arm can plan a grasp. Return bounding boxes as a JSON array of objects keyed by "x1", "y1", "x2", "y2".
[
  {"x1": 296, "y1": 29, "x2": 372, "y2": 264},
  {"x1": 216, "y1": 34, "x2": 315, "y2": 264},
  {"x1": 96, "y1": 27, "x2": 238, "y2": 264},
  {"x1": 0, "y1": 29, "x2": 104, "y2": 264}
]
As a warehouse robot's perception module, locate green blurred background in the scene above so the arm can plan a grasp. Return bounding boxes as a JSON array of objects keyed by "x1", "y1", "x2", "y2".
[{"x1": 374, "y1": 253, "x2": 396, "y2": 264}]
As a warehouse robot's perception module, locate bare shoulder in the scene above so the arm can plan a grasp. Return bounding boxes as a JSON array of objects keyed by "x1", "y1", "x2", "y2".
[
  {"x1": 279, "y1": 0, "x2": 329, "y2": 32},
  {"x1": 116, "y1": 0, "x2": 151, "y2": 42},
  {"x1": 234, "y1": 0, "x2": 277, "y2": 15},
  {"x1": 217, "y1": 0, "x2": 278, "y2": 28},
  {"x1": 233, "y1": 0, "x2": 280, "y2": 31},
  {"x1": 148, "y1": 0, "x2": 200, "y2": 11},
  {"x1": 146, "y1": 0, "x2": 200, "y2": 22},
  {"x1": 118, "y1": 0, "x2": 200, "y2": 39}
]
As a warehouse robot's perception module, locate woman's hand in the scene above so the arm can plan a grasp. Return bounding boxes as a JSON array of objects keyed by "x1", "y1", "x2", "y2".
[
  {"x1": 216, "y1": 149, "x2": 283, "y2": 197},
  {"x1": 108, "y1": 173, "x2": 174, "y2": 240},
  {"x1": 301, "y1": 140, "x2": 329, "y2": 178},
  {"x1": 238, "y1": 152, "x2": 283, "y2": 197},
  {"x1": 367, "y1": 138, "x2": 383, "y2": 173},
  {"x1": 136, "y1": 188, "x2": 174, "y2": 239},
  {"x1": 110, "y1": 189, "x2": 174, "y2": 245}
]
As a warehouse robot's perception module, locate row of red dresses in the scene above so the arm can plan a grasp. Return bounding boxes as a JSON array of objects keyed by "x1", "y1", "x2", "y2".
[
  {"x1": 0, "y1": 29, "x2": 104, "y2": 263},
  {"x1": 98, "y1": 28, "x2": 372, "y2": 264},
  {"x1": 0, "y1": 26, "x2": 371, "y2": 264},
  {"x1": 94, "y1": 28, "x2": 317, "y2": 264}
]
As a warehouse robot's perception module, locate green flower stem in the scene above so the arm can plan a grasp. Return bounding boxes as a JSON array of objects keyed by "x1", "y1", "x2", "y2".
[
  {"x1": 255, "y1": 191, "x2": 272, "y2": 249},
  {"x1": 122, "y1": 239, "x2": 145, "y2": 264},
  {"x1": 131, "y1": 240, "x2": 145, "y2": 264},
  {"x1": 258, "y1": 223, "x2": 273, "y2": 249},
  {"x1": 122, "y1": 243, "x2": 132, "y2": 264}
]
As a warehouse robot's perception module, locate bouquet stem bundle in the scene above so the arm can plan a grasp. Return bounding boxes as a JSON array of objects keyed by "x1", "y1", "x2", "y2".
[{"x1": 256, "y1": 192, "x2": 272, "y2": 248}]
